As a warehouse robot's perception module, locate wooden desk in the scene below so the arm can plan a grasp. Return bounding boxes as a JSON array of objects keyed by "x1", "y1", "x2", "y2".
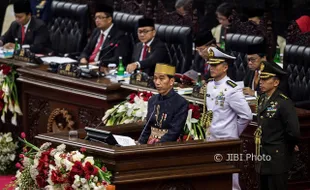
[
  {"x1": 36, "y1": 130, "x2": 242, "y2": 190},
  {"x1": 16, "y1": 64, "x2": 131, "y2": 141}
]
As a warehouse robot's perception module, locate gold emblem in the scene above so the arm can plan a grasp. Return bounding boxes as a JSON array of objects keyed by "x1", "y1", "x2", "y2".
[
  {"x1": 19, "y1": 49, "x2": 25, "y2": 57},
  {"x1": 208, "y1": 48, "x2": 214, "y2": 58},
  {"x1": 65, "y1": 64, "x2": 71, "y2": 72},
  {"x1": 136, "y1": 73, "x2": 142, "y2": 81},
  {"x1": 260, "y1": 62, "x2": 265, "y2": 72}
]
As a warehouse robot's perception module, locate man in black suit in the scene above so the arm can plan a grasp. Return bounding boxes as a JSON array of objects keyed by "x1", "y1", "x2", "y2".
[
  {"x1": 256, "y1": 61, "x2": 300, "y2": 190},
  {"x1": 192, "y1": 30, "x2": 217, "y2": 80},
  {"x1": 79, "y1": 4, "x2": 130, "y2": 72},
  {"x1": 0, "y1": 0, "x2": 51, "y2": 54},
  {"x1": 243, "y1": 43, "x2": 267, "y2": 97},
  {"x1": 243, "y1": 42, "x2": 289, "y2": 97},
  {"x1": 126, "y1": 18, "x2": 169, "y2": 76}
]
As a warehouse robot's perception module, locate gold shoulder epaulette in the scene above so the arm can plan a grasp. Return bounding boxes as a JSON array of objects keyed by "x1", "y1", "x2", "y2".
[
  {"x1": 226, "y1": 80, "x2": 237, "y2": 88},
  {"x1": 279, "y1": 93, "x2": 288, "y2": 100},
  {"x1": 207, "y1": 78, "x2": 214, "y2": 82}
]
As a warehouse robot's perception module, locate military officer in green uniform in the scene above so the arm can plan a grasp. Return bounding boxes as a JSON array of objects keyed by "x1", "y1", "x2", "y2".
[{"x1": 255, "y1": 61, "x2": 300, "y2": 190}]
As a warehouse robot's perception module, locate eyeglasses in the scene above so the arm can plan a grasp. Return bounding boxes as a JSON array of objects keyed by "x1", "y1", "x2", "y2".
[
  {"x1": 138, "y1": 29, "x2": 154, "y2": 35},
  {"x1": 196, "y1": 46, "x2": 207, "y2": 52},
  {"x1": 247, "y1": 57, "x2": 258, "y2": 62},
  {"x1": 94, "y1": 16, "x2": 110, "y2": 20},
  {"x1": 217, "y1": 17, "x2": 228, "y2": 22}
]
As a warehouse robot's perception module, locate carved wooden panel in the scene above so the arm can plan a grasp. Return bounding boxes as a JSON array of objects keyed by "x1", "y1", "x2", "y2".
[
  {"x1": 27, "y1": 96, "x2": 50, "y2": 142},
  {"x1": 78, "y1": 107, "x2": 102, "y2": 128},
  {"x1": 289, "y1": 140, "x2": 309, "y2": 181},
  {"x1": 239, "y1": 137, "x2": 259, "y2": 190}
]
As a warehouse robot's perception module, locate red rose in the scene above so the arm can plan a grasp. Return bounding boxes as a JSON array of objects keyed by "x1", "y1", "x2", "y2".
[
  {"x1": 80, "y1": 147, "x2": 86, "y2": 153},
  {"x1": 0, "y1": 100, "x2": 3, "y2": 111},
  {"x1": 192, "y1": 111, "x2": 201, "y2": 119},
  {"x1": 0, "y1": 64, "x2": 11, "y2": 75},
  {"x1": 189, "y1": 104, "x2": 200, "y2": 119},
  {"x1": 129, "y1": 93, "x2": 136, "y2": 103},
  {"x1": 15, "y1": 162, "x2": 21, "y2": 168},
  {"x1": 140, "y1": 91, "x2": 153, "y2": 101},
  {"x1": 51, "y1": 170, "x2": 66, "y2": 184},
  {"x1": 69, "y1": 161, "x2": 84, "y2": 183},
  {"x1": 36, "y1": 175, "x2": 47, "y2": 188},
  {"x1": 84, "y1": 161, "x2": 98, "y2": 177},
  {"x1": 101, "y1": 166, "x2": 107, "y2": 172},
  {"x1": 21, "y1": 132, "x2": 26, "y2": 139}
]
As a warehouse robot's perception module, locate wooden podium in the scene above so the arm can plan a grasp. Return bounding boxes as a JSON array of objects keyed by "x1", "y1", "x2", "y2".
[{"x1": 35, "y1": 128, "x2": 242, "y2": 190}]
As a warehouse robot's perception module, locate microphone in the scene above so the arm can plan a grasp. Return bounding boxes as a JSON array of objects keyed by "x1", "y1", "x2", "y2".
[
  {"x1": 98, "y1": 42, "x2": 119, "y2": 65},
  {"x1": 137, "y1": 104, "x2": 156, "y2": 143}
]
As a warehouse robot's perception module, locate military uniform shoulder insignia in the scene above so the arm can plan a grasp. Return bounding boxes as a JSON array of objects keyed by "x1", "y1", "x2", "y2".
[
  {"x1": 207, "y1": 78, "x2": 214, "y2": 82},
  {"x1": 279, "y1": 93, "x2": 288, "y2": 100},
  {"x1": 226, "y1": 80, "x2": 237, "y2": 88}
]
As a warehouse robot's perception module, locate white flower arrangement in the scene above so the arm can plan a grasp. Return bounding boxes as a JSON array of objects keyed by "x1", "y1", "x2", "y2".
[
  {"x1": 0, "y1": 132, "x2": 18, "y2": 174},
  {"x1": 102, "y1": 91, "x2": 153, "y2": 126},
  {"x1": 0, "y1": 64, "x2": 23, "y2": 126}
]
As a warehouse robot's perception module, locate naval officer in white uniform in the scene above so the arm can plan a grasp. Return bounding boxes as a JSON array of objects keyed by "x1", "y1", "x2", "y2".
[{"x1": 205, "y1": 47, "x2": 253, "y2": 190}]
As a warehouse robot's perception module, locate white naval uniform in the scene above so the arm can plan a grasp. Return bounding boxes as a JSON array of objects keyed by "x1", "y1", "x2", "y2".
[{"x1": 206, "y1": 75, "x2": 253, "y2": 190}]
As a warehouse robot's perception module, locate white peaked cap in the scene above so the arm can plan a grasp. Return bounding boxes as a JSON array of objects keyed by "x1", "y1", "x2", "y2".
[{"x1": 207, "y1": 47, "x2": 236, "y2": 60}]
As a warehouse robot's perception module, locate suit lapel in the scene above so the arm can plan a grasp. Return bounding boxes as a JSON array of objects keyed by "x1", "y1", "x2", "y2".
[
  {"x1": 102, "y1": 25, "x2": 114, "y2": 48},
  {"x1": 258, "y1": 89, "x2": 280, "y2": 114},
  {"x1": 249, "y1": 71, "x2": 255, "y2": 87},
  {"x1": 17, "y1": 25, "x2": 22, "y2": 43},
  {"x1": 91, "y1": 30, "x2": 101, "y2": 50},
  {"x1": 136, "y1": 42, "x2": 143, "y2": 60},
  {"x1": 23, "y1": 18, "x2": 34, "y2": 44},
  {"x1": 145, "y1": 38, "x2": 155, "y2": 59}
]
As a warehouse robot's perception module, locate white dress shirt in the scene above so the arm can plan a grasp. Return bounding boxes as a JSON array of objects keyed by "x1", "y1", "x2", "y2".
[
  {"x1": 135, "y1": 37, "x2": 155, "y2": 68},
  {"x1": 94, "y1": 24, "x2": 114, "y2": 62}
]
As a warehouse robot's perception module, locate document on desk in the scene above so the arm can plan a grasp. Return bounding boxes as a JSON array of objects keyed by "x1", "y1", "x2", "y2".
[
  {"x1": 113, "y1": 134, "x2": 136, "y2": 146},
  {"x1": 41, "y1": 56, "x2": 77, "y2": 64}
]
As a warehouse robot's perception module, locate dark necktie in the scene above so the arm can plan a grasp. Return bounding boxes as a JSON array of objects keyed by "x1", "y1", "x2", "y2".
[
  {"x1": 141, "y1": 44, "x2": 148, "y2": 60},
  {"x1": 21, "y1": 25, "x2": 25, "y2": 44}
]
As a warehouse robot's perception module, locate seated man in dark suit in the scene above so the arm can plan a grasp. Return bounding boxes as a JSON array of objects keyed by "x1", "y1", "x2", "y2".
[
  {"x1": 243, "y1": 43, "x2": 289, "y2": 97},
  {"x1": 192, "y1": 30, "x2": 217, "y2": 80},
  {"x1": 0, "y1": 0, "x2": 51, "y2": 54},
  {"x1": 79, "y1": 4, "x2": 130, "y2": 72},
  {"x1": 243, "y1": 43, "x2": 267, "y2": 97},
  {"x1": 126, "y1": 18, "x2": 170, "y2": 76}
]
